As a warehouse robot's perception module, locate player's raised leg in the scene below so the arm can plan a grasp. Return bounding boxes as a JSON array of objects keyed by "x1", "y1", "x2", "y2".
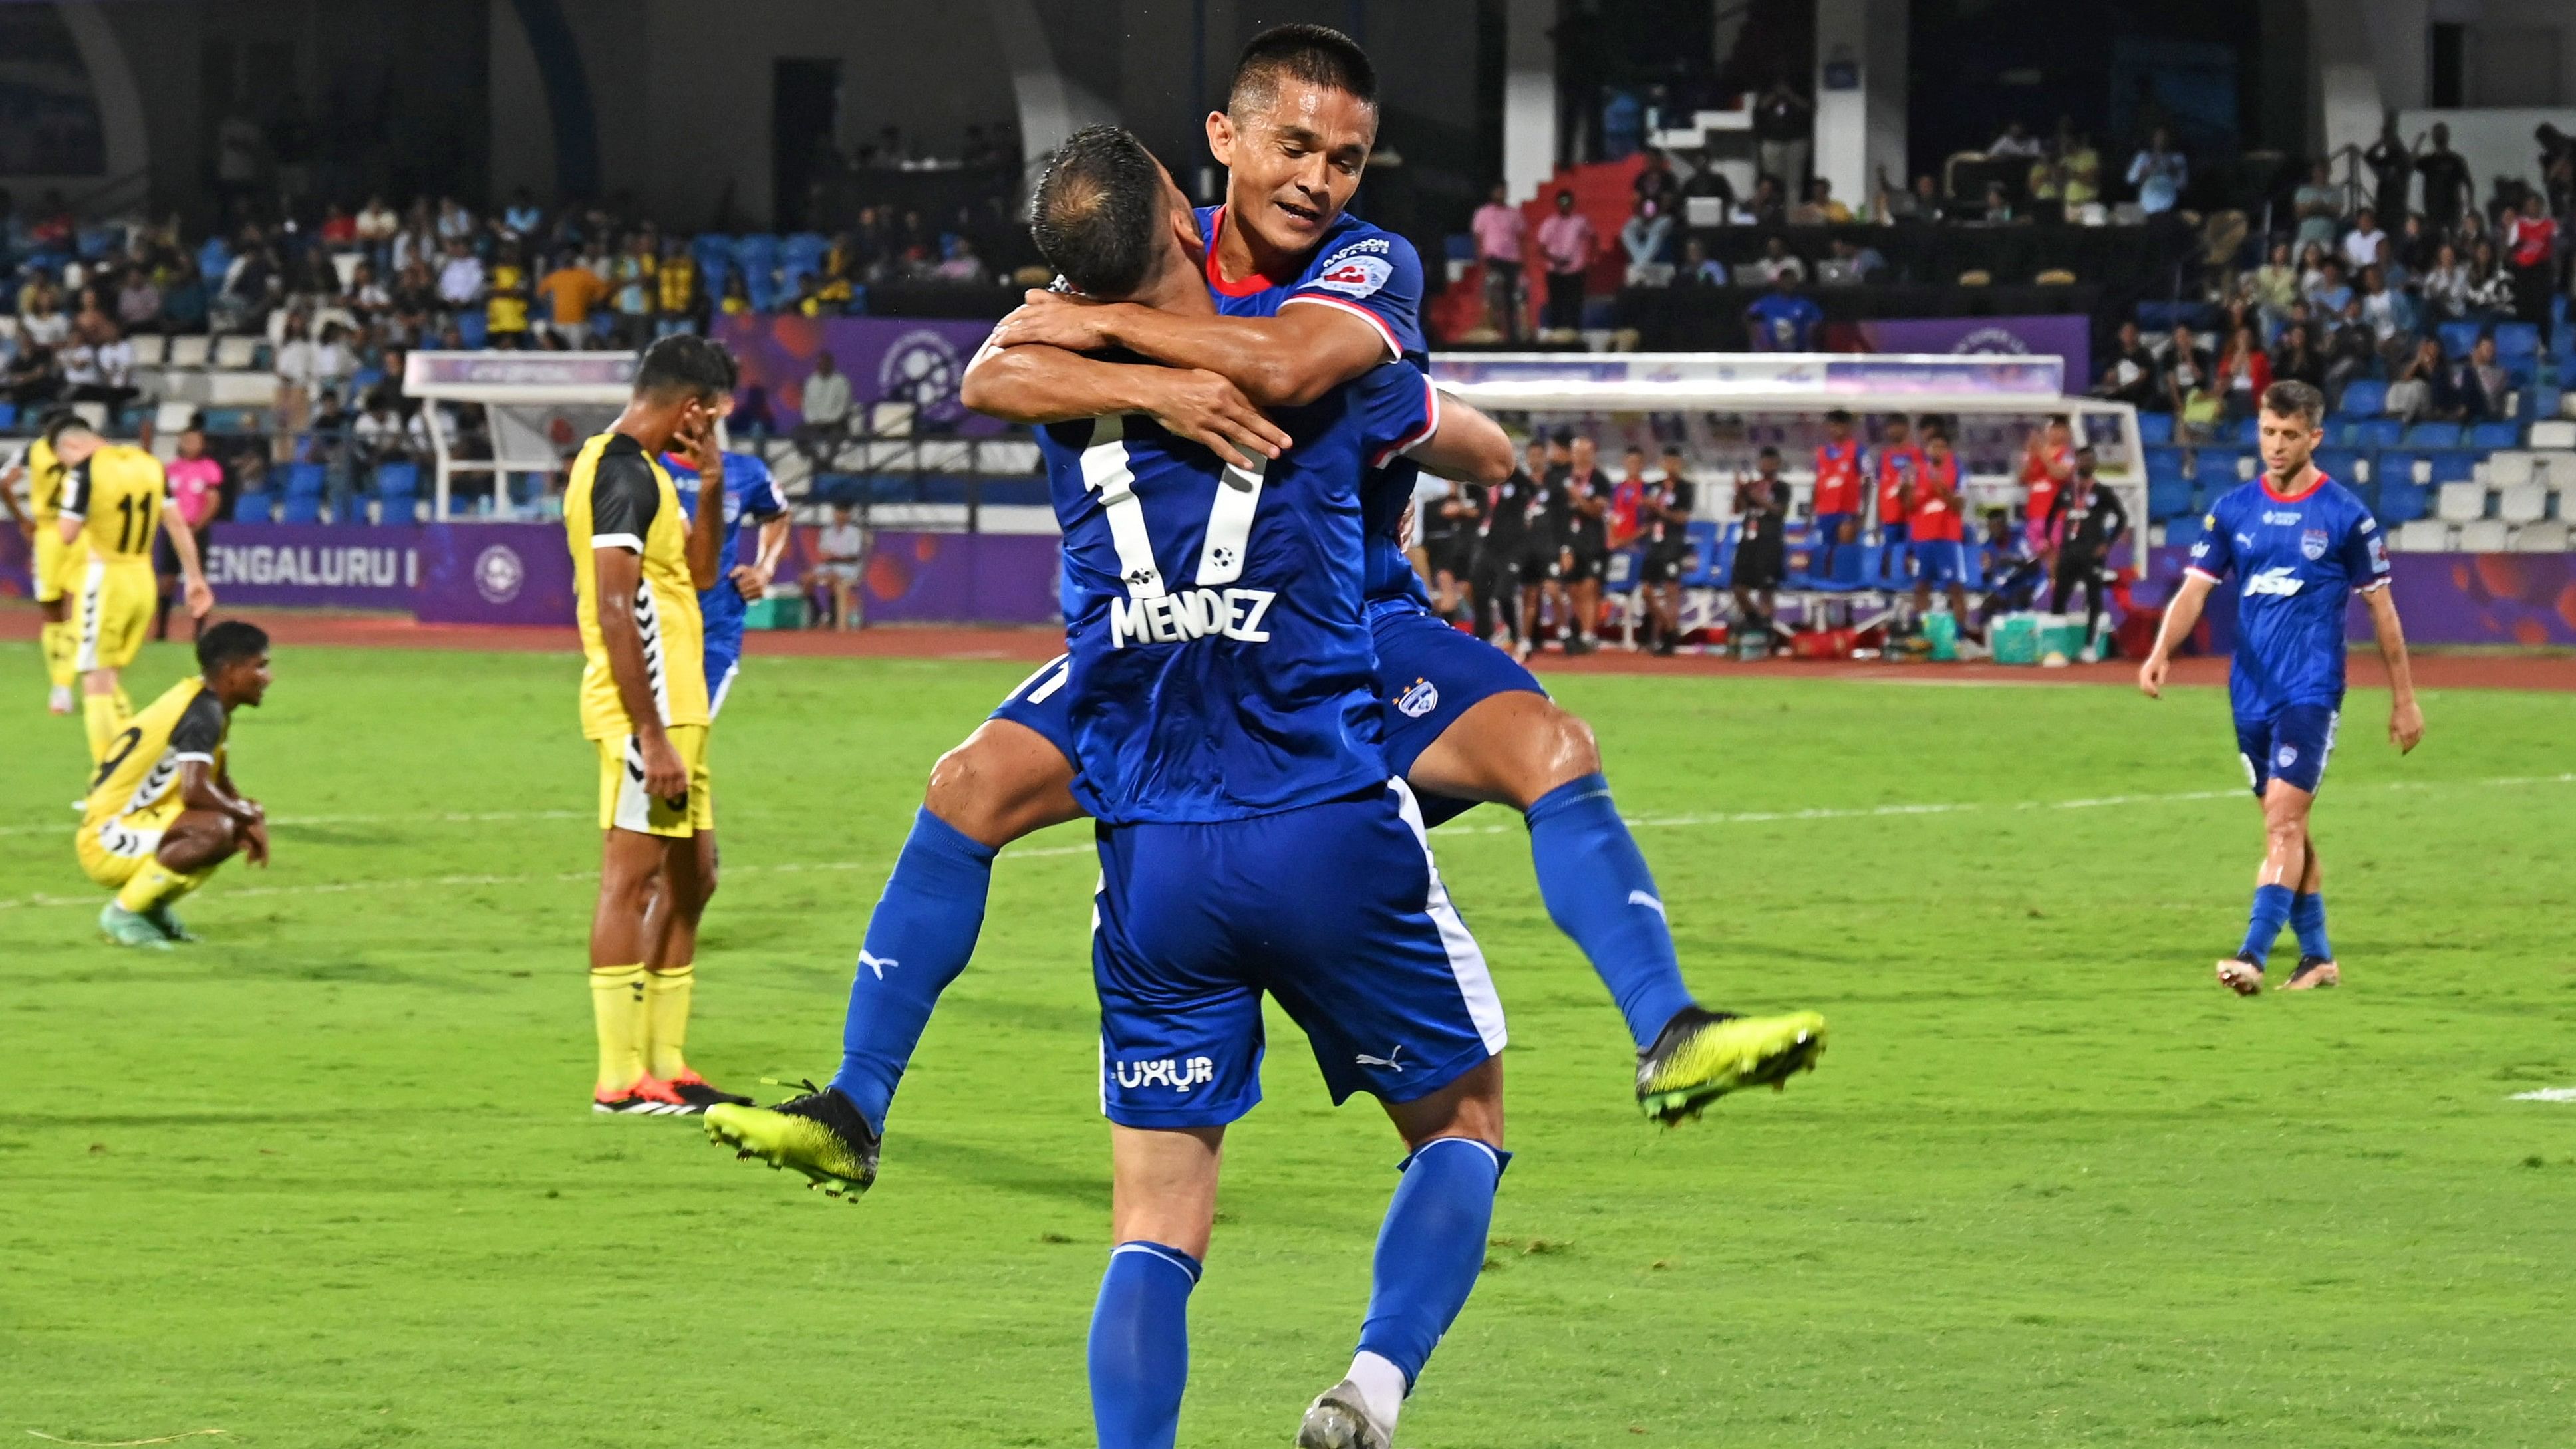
[{"x1": 1402, "y1": 685, "x2": 1824, "y2": 1122}]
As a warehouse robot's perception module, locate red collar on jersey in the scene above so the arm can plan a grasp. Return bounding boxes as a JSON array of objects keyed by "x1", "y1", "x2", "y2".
[
  {"x1": 1201, "y1": 206, "x2": 1300, "y2": 297},
  {"x1": 2261, "y1": 467, "x2": 2329, "y2": 503}
]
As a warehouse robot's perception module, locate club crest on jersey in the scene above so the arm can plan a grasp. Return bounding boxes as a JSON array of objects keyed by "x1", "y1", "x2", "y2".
[
  {"x1": 1113, "y1": 1056, "x2": 1215, "y2": 1093},
  {"x1": 1309, "y1": 253, "x2": 1393, "y2": 299},
  {"x1": 1395, "y1": 677, "x2": 1440, "y2": 718},
  {"x1": 2300, "y1": 527, "x2": 2329, "y2": 560}
]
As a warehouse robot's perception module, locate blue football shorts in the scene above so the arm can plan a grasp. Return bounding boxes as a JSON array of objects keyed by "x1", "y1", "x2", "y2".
[
  {"x1": 2235, "y1": 702, "x2": 2341, "y2": 796},
  {"x1": 1091, "y1": 779, "x2": 1508, "y2": 1129},
  {"x1": 988, "y1": 602, "x2": 1546, "y2": 830},
  {"x1": 1909, "y1": 538, "x2": 1965, "y2": 587}
]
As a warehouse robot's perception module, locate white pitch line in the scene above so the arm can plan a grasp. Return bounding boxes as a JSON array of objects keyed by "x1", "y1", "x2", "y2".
[
  {"x1": 0, "y1": 807, "x2": 591, "y2": 839},
  {"x1": 1, "y1": 774, "x2": 2564, "y2": 914},
  {"x1": 2508, "y1": 1088, "x2": 2576, "y2": 1103}
]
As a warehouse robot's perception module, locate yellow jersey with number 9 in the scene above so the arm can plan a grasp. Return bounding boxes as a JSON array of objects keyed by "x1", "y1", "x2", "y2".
[
  {"x1": 60, "y1": 444, "x2": 171, "y2": 567},
  {"x1": 563, "y1": 430, "x2": 708, "y2": 740}
]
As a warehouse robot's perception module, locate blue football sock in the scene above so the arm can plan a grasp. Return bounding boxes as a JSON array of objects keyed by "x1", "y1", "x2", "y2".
[
  {"x1": 1525, "y1": 773, "x2": 1696, "y2": 1047},
  {"x1": 2291, "y1": 892, "x2": 2332, "y2": 960},
  {"x1": 1088, "y1": 1241, "x2": 1201, "y2": 1449},
  {"x1": 2240, "y1": 884, "x2": 2297, "y2": 966},
  {"x1": 828, "y1": 807, "x2": 998, "y2": 1127},
  {"x1": 1354, "y1": 1137, "x2": 1507, "y2": 1394}
]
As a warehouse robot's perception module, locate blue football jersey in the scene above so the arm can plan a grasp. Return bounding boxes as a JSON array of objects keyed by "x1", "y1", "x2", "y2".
[
  {"x1": 1041, "y1": 361, "x2": 1438, "y2": 825},
  {"x1": 1194, "y1": 204, "x2": 1431, "y2": 608},
  {"x1": 665, "y1": 450, "x2": 786, "y2": 650},
  {"x1": 2186, "y1": 475, "x2": 2391, "y2": 716}
]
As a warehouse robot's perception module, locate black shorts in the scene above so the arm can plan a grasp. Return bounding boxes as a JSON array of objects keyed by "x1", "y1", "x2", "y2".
[
  {"x1": 152, "y1": 521, "x2": 210, "y2": 576},
  {"x1": 1427, "y1": 535, "x2": 1476, "y2": 580},
  {"x1": 1640, "y1": 539, "x2": 1691, "y2": 583},
  {"x1": 1561, "y1": 546, "x2": 1604, "y2": 585},
  {"x1": 1517, "y1": 543, "x2": 1562, "y2": 587},
  {"x1": 1731, "y1": 531, "x2": 1785, "y2": 591}
]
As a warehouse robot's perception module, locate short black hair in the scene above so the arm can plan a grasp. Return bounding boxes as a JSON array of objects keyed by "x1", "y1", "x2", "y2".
[
  {"x1": 1032, "y1": 125, "x2": 1166, "y2": 299},
  {"x1": 1230, "y1": 24, "x2": 1375, "y2": 114},
  {"x1": 2262, "y1": 379, "x2": 2325, "y2": 427},
  {"x1": 41, "y1": 409, "x2": 94, "y2": 446},
  {"x1": 1825, "y1": 409, "x2": 1853, "y2": 424},
  {"x1": 634, "y1": 334, "x2": 737, "y2": 402},
  {"x1": 198, "y1": 620, "x2": 268, "y2": 673},
  {"x1": 1758, "y1": 445, "x2": 1781, "y2": 460}
]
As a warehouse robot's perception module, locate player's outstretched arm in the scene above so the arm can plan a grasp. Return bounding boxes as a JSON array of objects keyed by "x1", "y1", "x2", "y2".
[
  {"x1": 960, "y1": 343, "x2": 1289, "y2": 470},
  {"x1": 1409, "y1": 395, "x2": 1514, "y2": 485},
  {"x1": 2137, "y1": 571, "x2": 2214, "y2": 698},
  {"x1": 593, "y1": 546, "x2": 686, "y2": 799},
  {"x1": 986, "y1": 290, "x2": 1389, "y2": 410},
  {"x1": 2362, "y1": 585, "x2": 2424, "y2": 753}
]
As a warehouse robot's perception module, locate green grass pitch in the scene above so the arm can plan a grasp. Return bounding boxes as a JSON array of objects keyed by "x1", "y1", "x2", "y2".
[{"x1": 4, "y1": 638, "x2": 2573, "y2": 1448}]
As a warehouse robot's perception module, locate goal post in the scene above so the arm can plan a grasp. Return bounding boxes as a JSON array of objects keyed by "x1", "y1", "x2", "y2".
[
  {"x1": 401, "y1": 352, "x2": 640, "y2": 521},
  {"x1": 1426, "y1": 352, "x2": 2149, "y2": 576}
]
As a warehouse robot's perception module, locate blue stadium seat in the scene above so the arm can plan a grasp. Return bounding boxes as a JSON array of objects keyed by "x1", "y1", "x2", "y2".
[
  {"x1": 2427, "y1": 449, "x2": 2479, "y2": 483},
  {"x1": 2136, "y1": 411, "x2": 2174, "y2": 444},
  {"x1": 692, "y1": 234, "x2": 734, "y2": 297},
  {"x1": 2469, "y1": 420, "x2": 2522, "y2": 449},
  {"x1": 0, "y1": 403, "x2": 15, "y2": 432},
  {"x1": 1679, "y1": 521, "x2": 1721, "y2": 587},
  {"x1": 2313, "y1": 449, "x2": 2365, "y2": 488},
  {"x1": 456, "y1": 312, "x2": 488, "y2": 349},
  {"x1": 1604, "y1": 549, "x2": 1640, "y2": 594},
  {"x1": 374, "y1": 461, "x2": 419, "y2": 524},
  {"x1": 283, "y1": 463, "x2": 327, "y2": 497},
  {"x1": 2337, "y1": 380, "x2": 2386, "y2": 416},
  {"x1": 2438, "y1": 320, "x2": 2483, "y2": 358},
  {"x1": 2377, "y1": 480, "x2": 2428, "y2": 524},
  {"x1": 2148, "y1": 478, "x2": 2194, "y2": 520},
  {"x1": 234, "y1": 491, "x2": 273, "y2": 523},
  {"x1": 1959, "y1": 542, "x2": 1987, "y2": 592},
  {"x1": 2193, "y1": 452, "x2": 2245, "y2": 497},
  {"x1": 2495, "y1": 323, "x2": 2541, "y2": 361},
  {"x1": 1871, "y1": 543, "x2": 1911, "y2": 591},
  {"x1": 2229, "y1": 414, "x2": 2262, "y2": 445},
  {"x1": 2402, "y1": 420, "x2": 2462, "y2": 448},
  {"x1": 281, "y1": 492, "x2": 323, "y2": 525},
  {"x1": 2165, "y1": 512, "x2": 2206, "y2": 548}
]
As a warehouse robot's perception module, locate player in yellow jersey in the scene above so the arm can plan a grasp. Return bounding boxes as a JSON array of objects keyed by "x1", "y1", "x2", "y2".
[
  {"x1": 53, "y1": 417, "x2": 215, "y2": 765},
  {"x1": 1, "y1": 415, "x2": 83, "y2": 714},
  {"x1": 78, "y1": 620, "x2": 271, "y2": 949},
  {"x1": 566, "y1": 334, "x2": 752, "y2": 1116}
]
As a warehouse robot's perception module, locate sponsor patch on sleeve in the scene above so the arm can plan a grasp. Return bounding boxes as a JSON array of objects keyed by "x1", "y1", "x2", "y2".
[{"x1": 1306, "y1": 253, "x2": 1393, "y2": 299}]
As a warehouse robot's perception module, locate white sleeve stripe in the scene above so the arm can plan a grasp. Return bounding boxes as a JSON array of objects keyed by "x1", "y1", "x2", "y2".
[
  {"x1": 2357, "y1": 577, "x2": 2390, "y2": 593},
  {"x1": 1280, "y1": 294, "x2": 1401, "y2": 360},
  {"x1": 2184, "y1": 566, "x2": 2223, "y2": 583},
  {"x1": 589, "y1": 532, "x2": 644, "y2": 552},
  {"x1": 1375, "y1": 376, "x2": 1443, "y2": 467},
  {"x1": 170, "y1": 751, "x2": 215, "y2": 764}
]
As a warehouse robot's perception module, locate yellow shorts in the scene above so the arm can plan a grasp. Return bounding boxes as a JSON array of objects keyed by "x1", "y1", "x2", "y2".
[
  {"x1": 73, "y1": 559, "x2": 154, "y2": 674},
  {"x1": 76, "y1": 795, "x2": 184, "y2": 889},
  {"x1": 595, "y1": 724, "x2": 714, "y2": 837},
  {"x1": 32, "y1": 528, "x2": 72, "y2": 604}
]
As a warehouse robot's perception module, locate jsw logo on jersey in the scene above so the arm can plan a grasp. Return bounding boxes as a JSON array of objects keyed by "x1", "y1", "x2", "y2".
[
  {"x1": 2243, "y1": 566, "x2": 2306, "y2": 598},
  {"x1": 1113, "y1": 1056, "x2": 1216, "y2": 1093},
  {"x1": 1109, "y1": 587, "x2": 1276, "y2": 648}
]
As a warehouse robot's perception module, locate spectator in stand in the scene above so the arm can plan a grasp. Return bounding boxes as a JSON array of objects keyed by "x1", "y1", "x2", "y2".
[
  {"x1": 503, "y1": 188, "x2": 544, "y2": 237},
  {"x1": 2415, "y1": 124, "x2": 2473, "y2": 235},
  {"x1": 2304, "y1": 257, "x2": 2353, "y2": 315},
  {"x1": 1679, "y1": 150, "x2": 1737, "y2": 220},
  {"x1": 2127, "y1": 128, "x2": 2187, "y2": 215},
  {"x1": 1536, "y1": 187, "x2": 1595, "y2": 337},
  {"x1": 1978, "y1": 180, "x2": 2019, "y2": 224},
  {"x1": 1828, "y1": 235, "x2": 1885, "y2": 282},
  {"x1": 355, "y1": 194, "x2": 399, "y2": 254},
  {"x1": 1744, "y1": 269, "x2": 1822, "y2": 352},
  {"x1": 161, "y1": 257, "x2": 208, "y2": 334},
  {"x1": 318, "y1": 201, "x2": 358, "y2": 253},
  {"x1": 2176, "y1": 373, "x2": 2225, "y2": 442},
  {"x1": 2341, "y1": 207, "x2": 2387, "y2": 271},
  {"x1": 1470, "y1": 182, "x2": 1527, "y2": 340},
  {"x1": 932, "y1": 235, "x2": 990, "y2": 285},
  {"x1": 19, "y1": 277, "x2": 69, "y2": 347},
  {"x1": 2212, "y1": 325, "x2": 2270, "y2": 419},
  {"x1": 435, "y1": 237, "x2": 484, "y2": 313},
  {"x1": 345, "y1": 259, "x2": 390, "y2": 321},
  {"x1": 434, "y1": 196, "x2": 476, "y2": 243},
  {"x1": 2461, "y1": 333, "x2": 2512, "y2": 420},
  {"x1": 2464, "y1": 238, "x2": 2514, "y2": 317},
  {"x1": 799, "y1": 348, "x2": 853, "y2": 457},
  {"x1": 2246, "y1": 241, "x2": 2299, "y2": 337},
  {"x1": 1875, "y1": 167, "x2": 1943, "y2": 224},
  {"x1": 535, "y1": 250, "x2": 608, "y2": 344},
  {"x1": 718, "y1": 269, "x2": 752, "y2": 316},
  {"x1": 1745, "y1": 174, "x2": 1788, "y2": 227},
  {"x1": 485, "y1": 239, "x2": 532, "y2": 348},
  {"x1": 2364, "y1": 116, "x2": 2413, "y2": 227},
  {"x1": 2, "y1": 341, "x2": 59, "y2": 406},
  {"x1": 610, "y1": 233, "x2": 656, "y2": 346},
  {"x1": 156, "y1": 424, "x2": 223, "y2": 642},
  {"x1": 2505, "y1": 190, "x2": 2557, "y2": 344},
  {"x1": 1804, "y1": 176, "x2": 1855, "y2": 224},
  {"x1": 1618, "y1": 196, "x2": 1673, "y2": 284},
  {"x1": 1755, "y1": 233, "x2": 1805, "y2": 283},
  {"x1": 116, "y1": 267, "x2": 160, "y2": 332},
  {"x1": 1675, "y1": 237, "x2": 1727, "y2": 287},
  {"x1": 2058, "y1": 126, "x2": 2103, "y2": 216},
  {"x1": 1632, "y1": 148, "x2": 1677, "y2": 209},
  {"x1": 2356, "y1": 264, "x2": 2412, "y2": 354},
  {"x1": 656, "y1": 235, "x2": 700, "y2": 334},
  {"x1": 2418, "y1": 241, "x2": 2470, "y2": 320},
  {"x1": 2384, "y1": 335, "x2": 2464, "y2": 423},
  {"x1": 811, "y1": 503, "x2": 867, "y2": 630},
  {"x1": 2321, "y1": 303, "x2": 2377, "y2": 400},
  {"x1": 390, "y1": 260, "x2": 438, "y2": 338},
  {"x1": 273, "y1": 313, "x2": 317, "y2": 461},
  {"x1": 1987, "y1": 120, "x2": 2043, "y2": 160},
  {"x1": 1729, "y1": 447, "x2": 1790, "y2": 629},
  {"x1": 1753, "y1": 80, "x2": 1813, "y2": 196},
  {"x1": 2094, "y1": 320, "x2": 2162, "y2": 407},
  {"x1": 2160, "y1": 324, "x2": 2211, "y2": 415}
]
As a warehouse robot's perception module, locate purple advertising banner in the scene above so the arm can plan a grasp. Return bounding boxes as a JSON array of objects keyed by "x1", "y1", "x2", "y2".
[
  {"x1": 0, "y1": 523, "x2": 27, "y2": 599},
  {"x1": 1856, "y1": 315, "x2": 2092, "y2": 400},
  {"x1": 714, "y1": 315, "x2": 1004, "y2": 437},
  {"x1": 2145, "y1": 545, "x2": 2576, "y2": 650},
  {"x1": 861, "y1": 531, "x2": 1062, "y2": 625},
  {"x1": 198, "y1": 525, "x2": 420, "y2": 610},
  {"x1": 414, "y1": 523, "x2": 579, "y2": 626}
]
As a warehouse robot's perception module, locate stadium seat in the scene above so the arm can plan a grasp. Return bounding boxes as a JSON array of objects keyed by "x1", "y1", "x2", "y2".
[
  {"x1": 2337, "y1": 380, "x2": 2386, "y2": 417},
  {"x1": 283, "y1": 462, "x2": 327, "y2": 498},
  {"x1": 1959, "y1": 543, "x2": 1987, "y2": 592},
  {"x1": 2497, "y1": 481, "x2": 2548, "y2": 524},
  {"x1": 234, "y1": 491, "x2": 272, "y2": 523},
  {"x1": 2426, "y1": 449, "x2": 2479, "y2": 483},
  {"x1": 2468, "y1": 421, "x2": 2521, "y2": 450},
  {"x1": 2349, "y1": 418, "x2": 2404, "y2": 449},
  {"x1": 2390, "y1": 519, "x2": 2450, "y2": 551},
  {"x1": 2531, "y1": 420, "x2": 2576, "y2": 450},
  {"x1": 0, "y1": 403, "x2": 15, "y2": 432},
  {"x1": 168, "y1": 335, "x2": 212, "y2": 367},
  {"x1": 2164, "y1": 512, "x2": 2206, "y2": 549},
  {"x1": 2435, "y1": 481, "x2": 2490, "y2": 521},
  {"x1": 2228, "y1": 414, "x2": 2262, "y2": 446},
  {"x1": 2488, "y1": 452, "x2": 2535, "y2": 487},
  {"x1": 2402, "y1": 420, "x2": 2462, "y2": 448},
  {"x1": 1604, "y1": 549, "x2": 1640, "y2": 594},
  {"x1": 456, "y1": 313, "x2": 488, "y2": 349},
  {"x1": 1870, "y1": 544, "x2": 1911, "y2": 592},
  {"x1": 2495, "y1": 323, "x2": 2541, "y2": 362},
  {"x1": 2376, "y1": 480, "x2": 2428, "y2": 524},
  {"x1": 2148, "y1": 478, "x2": 2193, "y2": 521},
  {"x1": 281, "y1": 492, "x2": 323, "y2": 525},
  {"x1": 213, "y1": 336, "x2": 261, "y2": 369},
  {"x1": 1679, "y1": 521, "x2": 1721, "y2": 587},
  {"x1": 374, "y1": 462, "x2": 420, "y2": 523},
  {"x1": 2312, "y1": 449, "x2": 2365, "y2": 487},
  {"x1": 2192, "y1": 452, "x2": 2245, "y2": 498},
  {"x1": 2136, "y1": 412, "x2": 2174, "y2": 444},
  {"x1": 129, "y1": 334, "x2": 167, "y2": 366},
  {"x1": 2438, "y1": 320, "x2": 2483, "y2": 358},
  {"x1": 2511, "y1": 521, "x2": 2570, "y2": 551},
  {"x1": 2458, "y1": 518, "x2": 2509, "y2": 551}
]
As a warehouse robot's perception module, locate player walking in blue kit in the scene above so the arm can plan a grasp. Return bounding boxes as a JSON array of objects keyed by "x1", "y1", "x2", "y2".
[
  {"x1": 662, "y1": 446, "x2": 791, "y2": 716},
  {"x1": 2138, "y1": 381, "x2": 2424, "y2": 994}
]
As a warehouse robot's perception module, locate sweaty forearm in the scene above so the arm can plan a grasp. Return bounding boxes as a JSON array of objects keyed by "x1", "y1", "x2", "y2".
[
  {"x1": 1097, "y1": 307, "x2": 1343, "y2": 408},
  {"x1": 684, "y1": 481, "x2": 724, "y2": 592},
  {"x1": 2370, "y1": 593, "x2": 2415, "y2": 699},
  {"x1": 962, "y1": 344, "x2": 1173, "y2": 424}
]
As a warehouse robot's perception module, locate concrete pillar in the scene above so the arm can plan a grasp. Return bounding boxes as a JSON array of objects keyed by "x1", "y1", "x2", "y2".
[
  {"x1": 1502, "y1": 0, "x2": 1554, "y2": 202},
  {"x1": 1812, "y1": 0, "x2": 1905, "y2": 211}
]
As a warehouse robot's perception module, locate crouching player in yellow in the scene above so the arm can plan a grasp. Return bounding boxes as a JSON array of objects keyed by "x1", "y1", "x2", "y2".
[
  {"x1": 1, "y1": 416, "x2": 82, "y2": 714},
  {"x1": 78, "y1": 620, "x2": 272, "y2": 948},
  {"x1": 567, "y1": 334, "x2": 754, "y2": 1116},
  {"x1": 54, "y1": 416, "x2": 214, "y2": 765}
]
